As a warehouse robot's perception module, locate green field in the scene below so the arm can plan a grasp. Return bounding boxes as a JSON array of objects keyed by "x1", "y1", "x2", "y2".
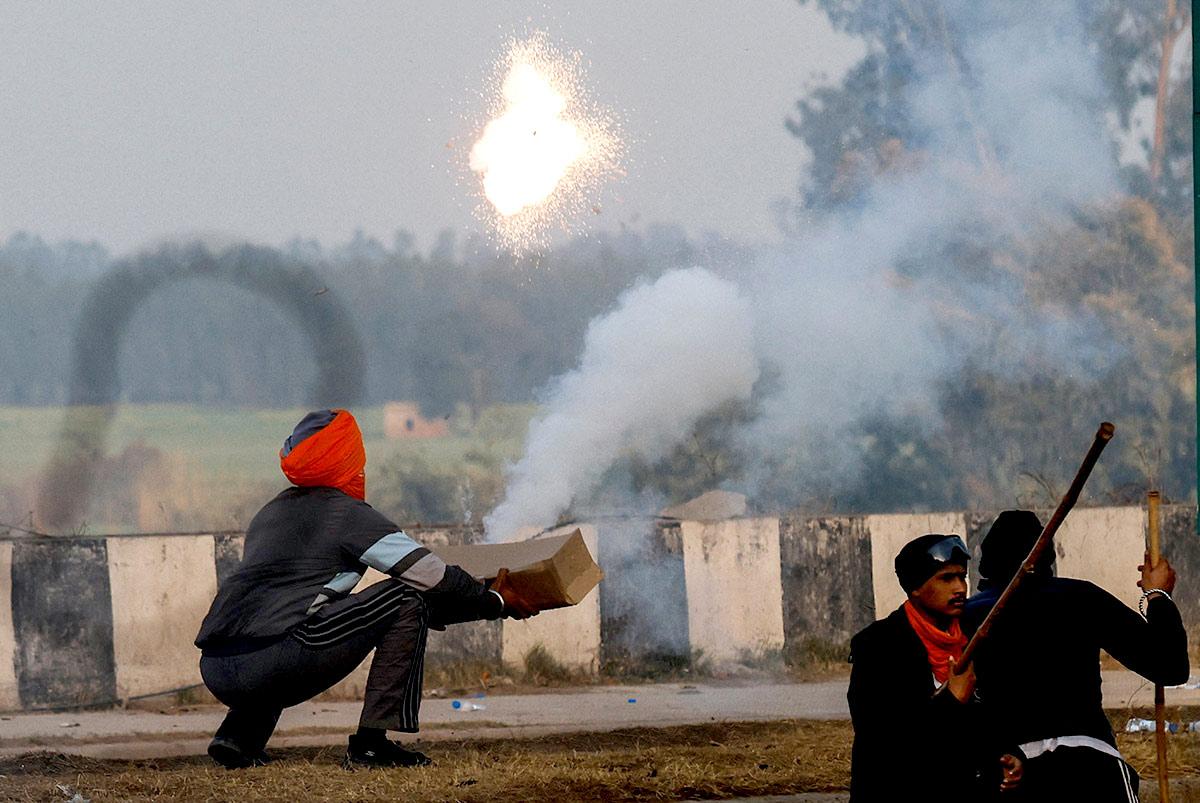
[{"x1": 0, "y1": 404, "x2": 537, "y2": 533}]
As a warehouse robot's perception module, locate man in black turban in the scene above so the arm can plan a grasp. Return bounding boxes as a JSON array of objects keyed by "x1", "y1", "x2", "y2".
[{"x1": 965, "y1": 509, "x2": 1189, "y2": 802}]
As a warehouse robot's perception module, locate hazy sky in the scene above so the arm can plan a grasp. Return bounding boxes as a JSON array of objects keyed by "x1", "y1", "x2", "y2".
[{"x1": 1, "y1": 2, "x2": 861, "y2": 254}]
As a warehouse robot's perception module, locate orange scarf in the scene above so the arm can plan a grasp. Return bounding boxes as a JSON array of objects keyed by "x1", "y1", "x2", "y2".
[
  {"x1": 903, "y1": 600, "x2": 966, "y2": 684},
  {"x1": 279, "y1": 409, "x2": 367, "y2": 500}
]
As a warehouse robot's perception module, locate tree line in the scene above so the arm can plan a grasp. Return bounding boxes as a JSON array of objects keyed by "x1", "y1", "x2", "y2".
[{"x1": 1, "y1": 0, "x2": 1194, "y2": 517}]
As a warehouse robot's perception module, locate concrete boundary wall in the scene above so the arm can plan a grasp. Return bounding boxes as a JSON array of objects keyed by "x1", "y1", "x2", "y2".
[
  {"x1": 10, "y1": 538, "x2": 116, "y2": 709},
  {"x1": 502, "y1": 524, "x2": 603, "y2": 673},
  {"x1": 779, "y1": 515, "x2": 874, "y2": 653},
  {"x1": 598, "y1": 519, "x2": 688, "y2": 665},
  {"x1": 1162, "y1": 506, "x2": 1200, "y2": 632},
  {"x1": 867, "y1": 513, "x2": 967, "y2": 619},
  {"x1": 1055, "y1": 507, "x2": 1145, "y2": 611},
  {"x1": 964, "y1": 507, "x2": 1164, "y2": 611},
  {"x1": 107, "y1": 535, "x2": 218, "y2": 699},
  {"x1": 1, "y1": 506, "x2": 1197, "y2": 712},
  {"x1": 0, "y1": 541, "x2": 16, "y2": 709},
  {"x1": 681, "y1": 518, "x2": 785, "y2": 665}
]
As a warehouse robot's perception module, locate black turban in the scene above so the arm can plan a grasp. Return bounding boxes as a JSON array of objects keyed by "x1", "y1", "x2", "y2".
[
  {"x1": 895, "y1": 533, "x2": 970, "y2": 594},
  {"x1": 978, "y1": 509, "x2": 1054, "y2": 587}
]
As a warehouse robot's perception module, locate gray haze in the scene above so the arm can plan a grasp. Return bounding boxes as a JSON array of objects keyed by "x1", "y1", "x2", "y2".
[
  {"x1": 485, "y1": 266, "x2": 758, "y2": 540},
  {"x1": 0, "y1": 1, "x2": 860, "y2": 253},
  {"x1": 485, "y1": 2, "x2": 1122, "y2": 533}
]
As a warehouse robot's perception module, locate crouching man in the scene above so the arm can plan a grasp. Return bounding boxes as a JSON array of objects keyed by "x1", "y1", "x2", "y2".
[
  {"x1": 848, "y1": 534, "x2": 1023, "y2": 802},
  {"x1": 195, "y1": 409, "x2": 536, "y2": 769}
]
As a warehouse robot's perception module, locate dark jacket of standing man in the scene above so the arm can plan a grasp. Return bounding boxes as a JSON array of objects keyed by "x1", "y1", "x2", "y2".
[
  {"x1": 848, "y1": 533, "x2": 1023, "y2": 802},
  {"x1": 965, "y1": 509, "x2": 1189, "y2": 803}
]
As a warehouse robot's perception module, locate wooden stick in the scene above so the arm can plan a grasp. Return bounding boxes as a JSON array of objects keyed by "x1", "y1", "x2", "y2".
[
  {"x1": 1148, "y1": 490, "x2": 1170, "y2": 803},
  {"x1": 936, "y1": 422, "x2": 1115, "y2": 696}
]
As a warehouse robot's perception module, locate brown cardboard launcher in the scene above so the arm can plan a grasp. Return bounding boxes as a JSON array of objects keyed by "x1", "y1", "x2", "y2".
[{"x1": 433, "y1": 529, "x2": 604, "y2": 612}]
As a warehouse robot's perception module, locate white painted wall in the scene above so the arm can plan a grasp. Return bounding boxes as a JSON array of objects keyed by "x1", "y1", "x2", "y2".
[
  {"x1": 107, "y1": 535, "x2": 218, "y2": 699},
  {"x1": 681, "y1": 517, "x2": 785, "y2": 666},
  {"x1": 1055, "y1": 506, "x2": 1145, "y2": 610},
  {"x1": 0, "y1": 505, "x2": 1180, "y2": 711},
  {"x1": 867, "y1": 513, "x2": 967, "y2": 619},
  {"x1": 0, "y1": 541, "x2": 17, "y2": 709},
  {"x1": 502, "y1": 524, "x2": 603, "y2": 673}
]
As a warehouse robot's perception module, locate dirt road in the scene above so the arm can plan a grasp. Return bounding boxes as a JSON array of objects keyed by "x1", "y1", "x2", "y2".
[{"x1": 2, "y1": 670, "x2": 1195, "y2": 761}]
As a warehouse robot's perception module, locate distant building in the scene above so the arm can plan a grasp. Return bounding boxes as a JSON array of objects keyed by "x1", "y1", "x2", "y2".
[{"x1": 383, "y1": 401, "x2": 449, "y2": 439}]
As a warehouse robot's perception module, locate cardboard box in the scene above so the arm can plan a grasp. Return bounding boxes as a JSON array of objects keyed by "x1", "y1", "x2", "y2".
[{"x1": 433, "y1": 529, "x2": 603, "y2": 612}]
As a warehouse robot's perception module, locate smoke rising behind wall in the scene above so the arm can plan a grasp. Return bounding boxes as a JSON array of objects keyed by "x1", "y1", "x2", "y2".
[
  {"x1": 484, "y1": 267, "x2": 758, "y2": 540},
  {"x1": 486, "y1": 3, "x2": 1123, "y2": 535}
]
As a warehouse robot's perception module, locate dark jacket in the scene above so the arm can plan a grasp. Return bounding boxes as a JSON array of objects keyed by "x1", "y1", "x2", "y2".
[
  {"x1": 196, "y1": 486, "x2": 499, "y2": 651},
  {"x1": 964, "y1": 576, "x2": 1189, "y2": 749},
  {"x1": 848, "y1": 605, "x2": 989, "y2": 803}
]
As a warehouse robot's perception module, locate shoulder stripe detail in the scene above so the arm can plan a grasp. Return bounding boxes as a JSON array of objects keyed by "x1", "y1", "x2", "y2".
[
  {"x1": 360, "y1": 531, "x2": 423, "y2": 572},
  {"x1": 395, "y1": 552, "x2": 448, "y2": 591},
  {"x1": 391, "y1": 547, "x2": 431, "y2": 577}
]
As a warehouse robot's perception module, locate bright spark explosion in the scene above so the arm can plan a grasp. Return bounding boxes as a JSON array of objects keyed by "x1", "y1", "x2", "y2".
[{"x1": 469, "y1": 34, "x2": 622, "y2": 251}]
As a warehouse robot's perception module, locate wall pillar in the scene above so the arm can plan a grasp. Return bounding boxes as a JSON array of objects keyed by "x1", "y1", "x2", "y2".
[{"x1": 681, "y1": 517, "x2": 785, "y2": 666}]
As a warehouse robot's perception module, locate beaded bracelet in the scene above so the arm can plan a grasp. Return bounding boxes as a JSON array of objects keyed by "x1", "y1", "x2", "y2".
[{"x1": 1139, "y1": 588, "x2": 1173, "y2": 617}]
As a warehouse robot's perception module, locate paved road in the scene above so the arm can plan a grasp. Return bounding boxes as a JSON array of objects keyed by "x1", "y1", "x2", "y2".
[
  {"x1": 1, "y1": 671, "x2": 1195, "y2": 761},
  {"x1": 0, "y1": 681, "x2": 848, "y2": 760}
]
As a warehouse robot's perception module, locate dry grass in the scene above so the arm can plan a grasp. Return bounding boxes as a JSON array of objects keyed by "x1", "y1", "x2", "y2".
[
  {"x1": 2, "y1": 716, "x2": 1197, "y2": 803},
  {"x1": 0, "y1": 721, "x2": 849, "y2": 803},
  {"x1": 1109, "y1": 706, "x2": 1200, "y2": 782},
  {"x1": 522, "y1": 644, "x2": 585, "y2": 686}
]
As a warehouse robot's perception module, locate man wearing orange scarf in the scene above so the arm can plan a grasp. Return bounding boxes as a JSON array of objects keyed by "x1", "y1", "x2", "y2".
[
  {"x1": 847, "y1": 533, "x2": 1023, "y2": 801},
  {"x1": 196, "y1": 409, "x2": 536, "y2": 770}
]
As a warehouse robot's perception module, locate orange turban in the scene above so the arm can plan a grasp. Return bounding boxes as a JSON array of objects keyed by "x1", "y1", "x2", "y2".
[{"x1": 279, "y1": 409, "x2": 366, "y2": 500}]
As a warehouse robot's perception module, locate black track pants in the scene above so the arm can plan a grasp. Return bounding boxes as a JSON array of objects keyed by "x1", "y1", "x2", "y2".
[
  {"x1": 200, "y1": 580, "x2": 428, "y2": 753},
  {"x1": 1015, "y1": 745, "x2": 1140, "y2": 803}
]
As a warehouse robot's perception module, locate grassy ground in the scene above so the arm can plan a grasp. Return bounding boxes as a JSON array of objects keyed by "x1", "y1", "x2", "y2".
[
  {"x1": 0, "y1": 721, "x2": 848, "y2": 803},
  {"x1": 2, "y1": 712, "x2": 1197, "y2": 803},
  {"x1": 0, "y1": 403, "x2": 534, "y2": 533}
]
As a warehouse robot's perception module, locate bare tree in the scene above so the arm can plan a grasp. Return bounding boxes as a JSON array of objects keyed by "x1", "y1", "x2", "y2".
[{"x1": 1149, "y1": 0, "x2": 1190, "y2": 184}]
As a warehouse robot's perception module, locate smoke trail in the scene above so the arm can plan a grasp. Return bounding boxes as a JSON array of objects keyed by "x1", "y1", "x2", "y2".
[
  {"x1": 734, "y1": 2, "x2": 1118, "y2": 499},
  {"x1": 484, "y1": 267, "x2": 757, "y2": 540},
  {"x1": 487, "y1": 3, "x2": 1122, "y2": 533}
]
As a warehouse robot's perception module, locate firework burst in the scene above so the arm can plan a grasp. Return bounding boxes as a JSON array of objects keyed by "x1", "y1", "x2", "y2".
[{"x1": 468, "y1": 33, "x2": 623, "y2": 252}]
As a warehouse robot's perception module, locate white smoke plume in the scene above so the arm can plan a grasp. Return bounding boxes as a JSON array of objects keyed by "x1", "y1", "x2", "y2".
[
  {"x1": 735, "y1": 2, "x2": 1119, "y2": 500},
  {"x1": 487, "y1": 3, "x2": 1122, "y2": 534},
  {"x1": 484, "y1": 267, "x2": 758, "y2": 540}
]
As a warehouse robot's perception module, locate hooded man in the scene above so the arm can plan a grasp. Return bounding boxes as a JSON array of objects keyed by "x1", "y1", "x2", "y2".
[
  {"x1": 848, "y1": 533, "x2": 1023, "y2": 802},
  {"x1": 965, "y1": 509, "x2": 1189, "y2": 802},
  {"x1": 195, "y1": 409, "x2": 537, "y2": 769}
]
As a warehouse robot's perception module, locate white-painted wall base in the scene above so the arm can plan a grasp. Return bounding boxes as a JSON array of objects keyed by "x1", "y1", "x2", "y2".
[
  {"x1": 501, "y1": 525, "x2": 602, "y2": 673},
  {"x1": 107, "y1": 535, "x2": 218, "y2": 698},
  {"x1": 867, "y1": 513, "x2": 967, "y2": 618},
  {"x1": 681, "y1": 517, "x2": 785, "y2": 666},
  {"x1": 0, "y1": 541, "x2": 17, "y2": 709}
]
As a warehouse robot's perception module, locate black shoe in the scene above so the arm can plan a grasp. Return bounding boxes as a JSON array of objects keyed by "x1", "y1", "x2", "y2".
[
  {"x1": 208, "y1": 736, "x2": 272, "y2": 769},
  {"x1": 344, "y1": 734, "x2": 432, "y2": 768}
]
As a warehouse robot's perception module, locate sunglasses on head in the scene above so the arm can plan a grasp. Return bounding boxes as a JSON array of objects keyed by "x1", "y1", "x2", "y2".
[{"x1": 925, "y1": 534, "x2": 970, "y2": 564}]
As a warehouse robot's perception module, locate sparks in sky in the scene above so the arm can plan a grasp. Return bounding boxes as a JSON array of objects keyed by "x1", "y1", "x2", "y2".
[{"x1": 468, "y1": 33, "x2": 622, "y2": 251}]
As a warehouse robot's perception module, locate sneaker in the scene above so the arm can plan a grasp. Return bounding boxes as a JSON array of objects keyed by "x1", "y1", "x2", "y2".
[
  {"x1": 208, "y1": 736, "x2": 272, "y2": 769},
  {"x1": 344, "y1": 733, "x2": 432, "y2": 768}
]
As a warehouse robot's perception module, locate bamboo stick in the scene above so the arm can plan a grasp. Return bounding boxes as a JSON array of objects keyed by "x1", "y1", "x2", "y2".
[
  {"x1": 1148, "y1": 490, "x2": 1169, "y2": 803},
  {"x1": 935, "y1": 422, "x2": 1114, "y2": 697}
]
